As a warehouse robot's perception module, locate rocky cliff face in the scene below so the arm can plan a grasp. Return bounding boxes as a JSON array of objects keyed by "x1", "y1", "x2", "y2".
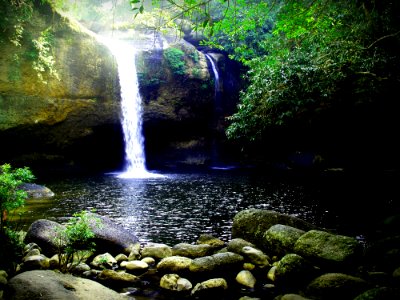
[
  {"x1": 0, "y1": 2, "x2": 122, "y2": 172},
  {"x1": 136, "y1": 41, "x2": 215, "y2": 169},
  {"x1": 0, "y1": 2, "x2": 240, "y2": 173}
]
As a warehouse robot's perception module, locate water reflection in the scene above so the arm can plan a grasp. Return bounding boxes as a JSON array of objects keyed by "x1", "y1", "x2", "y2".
[{"x1": 21, "y1": 171, "x2": 379, "y2": 245}]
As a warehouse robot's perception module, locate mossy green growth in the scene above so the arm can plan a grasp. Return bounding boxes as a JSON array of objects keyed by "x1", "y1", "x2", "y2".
[
  {"x1": 8, "y1": 54, "x2": 22, "y2": 82},
  {"x1": 30, "y1": 28, "x2": 59, "y2": 83},
  {"x1": 164, "y1": 47, "x2": 186, "y2": 76},
  {"x1": 189, "y1": 50, "x2": 199, "y2": 63},
  {"x1": 192, "y1": 67, "x2": 200, "y2": 78},
  {"x1": 1, "y1": 1, "x2": 59, "y2": 83}
]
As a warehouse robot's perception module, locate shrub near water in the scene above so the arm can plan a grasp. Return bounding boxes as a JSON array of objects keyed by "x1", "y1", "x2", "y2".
[
  {"x1": 54, "y1": 210, "x2": 102, "y2": 273},
  {"x1": 0, "y1": 163, "x2": 35, "y2": 272}
]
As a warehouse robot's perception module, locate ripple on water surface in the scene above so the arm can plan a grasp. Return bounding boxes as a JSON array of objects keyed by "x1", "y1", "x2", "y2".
[{"x1": 21, "y1": 171, "x2": 397, "y2": 245}]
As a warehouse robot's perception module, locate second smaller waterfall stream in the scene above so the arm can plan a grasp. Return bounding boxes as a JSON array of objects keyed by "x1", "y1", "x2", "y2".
[{"x1": 205, "y1": 53, "x2": 222, "y2": 104}]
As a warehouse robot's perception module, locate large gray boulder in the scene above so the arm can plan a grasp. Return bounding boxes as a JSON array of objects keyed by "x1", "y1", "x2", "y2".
[
  {"x1": 5, "y1": 270, "x2": 128, "y2": 300},
  {"x1": 189, "y1": 252, "x2": 244, "y2": 275},
  {"x1": 23, "y1": 219, "x2": 64, "y2": 256},
  {"x1": 305, "y1": 273, "x2": 369, "y2": 300},
  {"x1": 87, "y1": 213, "x2": 139, "y2": 255},
  {"x1": 159, "y1": 273, "x2": 193, "y2": 292},
  {"x1": 273, "y1": 253, "x2": 317, "y2": 288},
  {"x1": 97, "y1": 269, "x2": 139, "y2": 288},
  {"x1": 157, "y1": 256, "x2": 193, "y2": 273},
  {"x1": 353, "y1": 287, "x2": 400, "y2": 300},
  {"x1": 263, "y1": 224, "x2": 306, "y2": 256},
  {"x1": 24, "y1": 214, "x2": 139, "y2": 257},
  {"x1": 294, "y1": 230, "x2": 362, "y2": 269},
  {"x1": 18, "y1": 183, "x2": 55, "y2": 199},
  {"x1": 232, "y1": 209, "x2": 318, "y2": 249},
  {"x1": 190, "y1": 278, "x2": 228, "y2": 298},
  {"x1": 226, "y1": 238, "x2": 256, "y2": 254},
  {"x1": 172, "y1": 243, "x2": 213, "y2": 258},
  {"x1": 141, "y1": 242, "x2": 173, "y2": 259}
]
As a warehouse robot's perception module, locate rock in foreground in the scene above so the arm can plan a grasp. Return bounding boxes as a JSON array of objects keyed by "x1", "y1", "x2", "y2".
[{"x1": 5, "y1": 270, "x2": 127, "y2": 300}]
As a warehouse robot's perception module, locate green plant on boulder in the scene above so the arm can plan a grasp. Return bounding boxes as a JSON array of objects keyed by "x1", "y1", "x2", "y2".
[
  {"x1": 28, "y1": 27, "x2": 59, "y2": 83},
  {"x1": 54, "y1": 210, "x2": 102, "y2": 273},
  {"x1": 164, "y1": 47, "x2": 186, "y2": 76},
  {"x1": 189, "y1": 50, "x2": 199, "y2": 63},
  {"x1": 1, "y1": 1, "x2": 60, "y2": 83}
]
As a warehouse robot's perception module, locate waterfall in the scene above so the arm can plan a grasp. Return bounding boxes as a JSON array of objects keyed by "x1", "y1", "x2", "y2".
[
  {"x1": 100, "y1": 37, "x2": 162, "y2": 178},
  {"x1": 205, "y1": 54, "x2": 222, "y2": 104},
  {"x1": 205, "y1": 53, "x2": 236, "y2": 170},
  {"x1": 205, "y1": 53, "x2": 223, "y2": 169}
]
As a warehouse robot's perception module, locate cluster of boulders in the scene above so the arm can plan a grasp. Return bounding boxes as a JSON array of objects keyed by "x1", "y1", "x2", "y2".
[{"x1": 1, "y1": 209, "x2": 400, "y2": 299}]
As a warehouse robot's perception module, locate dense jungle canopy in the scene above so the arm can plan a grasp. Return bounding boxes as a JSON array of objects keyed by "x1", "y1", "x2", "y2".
[{"x1": 1, "y1": 0, "x2": 400, "y2": 169}]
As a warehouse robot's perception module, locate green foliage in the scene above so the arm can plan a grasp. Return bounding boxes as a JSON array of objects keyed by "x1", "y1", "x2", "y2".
[
  {"x1": 202, "y1": 0, "x2": 275, "y2": 64},
  {"x1": 29, "y1": 28, "x2": 59, "y2": 83},
  {"x1": 0, "y1": 163, "x2": 35, "y2": 273},
  {"x1": 225, "y1": 0, "x2": 400, "y2": 140},
  {"x1": 135, "y1": 1, "x2": 399, "y2": 144},
  {"x1": 0, "y1": 0, "x2": 33, "y2": 46},
  {"x1": 190, "y1": 50, "x2": 199, "y2": 63},
  {"x1": 164, "y1": 47, "x2": 186, "y2": 75},
  {"x1": 0, "y1": 164, "x2": 35, "y2": 232},
  {"x1": 8, "y1": 54, "x2": 22, "y2": 82},
  {"x1": 54, "y1": 210, "x2": 101, "y2": 273},
  {"x1": 0, "y1": 228, "x2": 26, "y2": 273},
  {"x1": 192, "y1": 67, "x2": 200, "y2": 78},
  {"x1": 0, "y1": 0, "x2": 60, "y2": 83},
  {"x1": 131, "y1": 0, "x2": 213, "y2": 21}
]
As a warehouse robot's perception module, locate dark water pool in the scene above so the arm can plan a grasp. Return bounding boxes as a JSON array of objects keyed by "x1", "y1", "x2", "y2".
[{"x1": 20, "y1": 169, "x2": 399, "y2": 245}]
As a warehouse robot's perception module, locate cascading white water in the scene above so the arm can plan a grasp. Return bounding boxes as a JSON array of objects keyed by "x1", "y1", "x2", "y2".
[
  {"x1": 101, "y1": 37, "x2": 163, "y2": 178},
  {"x1": 205, "y1": 54, "x2": 221, "y2": 97},
  {"x1": 205, "y1": 53, "x2": 235, "y2": 170}
]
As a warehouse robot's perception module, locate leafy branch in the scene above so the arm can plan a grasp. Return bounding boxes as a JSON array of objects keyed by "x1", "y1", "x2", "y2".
[
  {"x1": 54, "y1": 210, "x2": 102, "y2": 273},
  {"x1": 364, "y1": 30, "x2": 400, "y2": 50}
]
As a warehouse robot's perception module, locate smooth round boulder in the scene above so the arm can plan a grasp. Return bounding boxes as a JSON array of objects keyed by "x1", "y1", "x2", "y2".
[
  {"x1": 97, "y1": 269, "x2": 139, "y2": 287},
  {"x1": 160, "y1": 273, "x2": 192, "y2": 292},
  {"x1": 124, "y1": 260, "x2": 149, "y2": 272},
  {"x1": 196, "y1": 234, "x2": 225, "y2": 249},
  {"x1": 236, "y1": 270, "x2": 256, "y2": 288},
  {"x1": 157, "y1": 256, "x2": 193, "y2": 273},
  {"x1": 19, "y1": 183, "x2": 55, "y2": 198},
  {"x1": 232, "y1": 209, "x2": 318, "y2": 248},
  {"x1": 191, "y1": 278, "x2": 228, "y2": 298},
  {"x1": 24, "y1": 219, "x2": 64, "y2": 256},
  {"x1": 90, "y1": 253, "x2": 117, "y2": 269},
  {"x1": 172, "y1": 243, "x2": 212, "y2": 258},
  {"x1": 305, "y1": 273, "x2": 369, "y2": 300},
  {"x1": 141, "y1": 243, "x2": 172, "y2": 259},
  {"x1": 5, "y1": 270, "x2": 128, "y2": 299},
  {"x1": 87, "y1": 213, "x2": 139, "y2": 255}
]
